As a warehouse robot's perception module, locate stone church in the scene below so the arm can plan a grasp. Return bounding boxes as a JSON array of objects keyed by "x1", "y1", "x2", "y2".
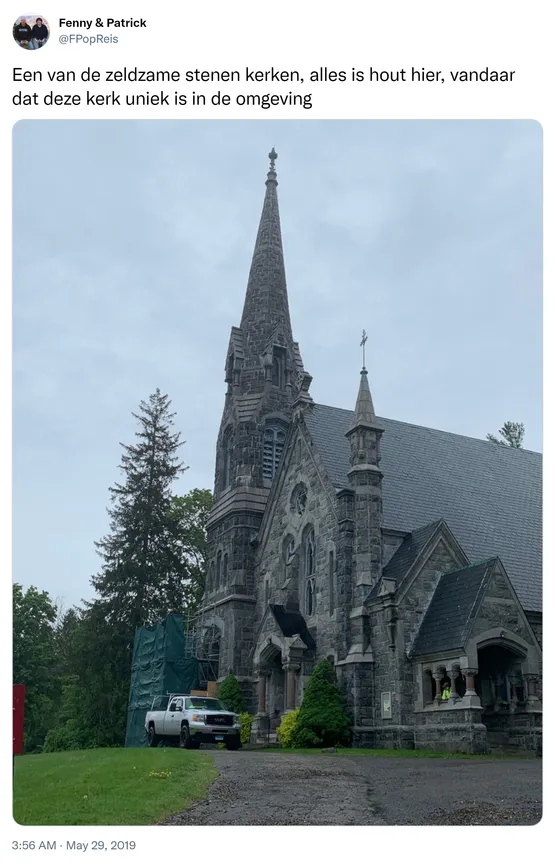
[{"x1": 197, "y1": 151, "x2": 542, "y2": 753}]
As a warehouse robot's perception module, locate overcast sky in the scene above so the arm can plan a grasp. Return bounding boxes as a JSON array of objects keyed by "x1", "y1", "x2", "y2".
[{"x1": 13, "y1": 120, "x2": 542, "y2": 609}]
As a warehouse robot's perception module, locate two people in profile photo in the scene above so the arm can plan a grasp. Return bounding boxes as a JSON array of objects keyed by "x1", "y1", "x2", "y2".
[{"x1": 13, "y1": 16, "x2": 50, "y2": 50}]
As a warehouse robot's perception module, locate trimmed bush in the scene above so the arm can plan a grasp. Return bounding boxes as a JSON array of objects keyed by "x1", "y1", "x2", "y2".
[
  {"x1": 276, "y1": 708, "x2": 299, "y2": 747},
  {"x1": 217, "y1": 673, "x2": 245, "y2": 713},
  {"x1": 239, "y1": 712, "x2": 253, "y2": 745},
  {"x1": 292, "y1": 660, "x2": 351, "y2": 748}
]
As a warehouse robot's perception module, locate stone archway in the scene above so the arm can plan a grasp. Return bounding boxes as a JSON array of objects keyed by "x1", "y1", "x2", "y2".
[
  {"x1": 259, "y1": 641, "x2": 286, "y2": 730},
  {"x1": 476, "y1": 643, "x2": 525, "y2": 713}
]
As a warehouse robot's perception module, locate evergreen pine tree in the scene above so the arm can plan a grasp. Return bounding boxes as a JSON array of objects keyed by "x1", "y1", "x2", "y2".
[
  {"x1": 92, "y1": 389, "x2": 187, "y2": 629},
  {"x1": 217, "y1": 673, "x2": 245, "y2": 713},
  {"x1": 293, "y1": 659, "x2": 351, "y2": 748},
  {"x1": 486, "y1": 421, "x2": 525, "y2": 448}
]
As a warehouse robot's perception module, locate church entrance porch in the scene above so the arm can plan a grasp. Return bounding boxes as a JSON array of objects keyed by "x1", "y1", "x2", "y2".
[
  {"x1": 413, "y1": 629, "x2": 541, "y2": 755},
  {"x1": 476, "y1": 643, "x2": 542, "y2": 755}
]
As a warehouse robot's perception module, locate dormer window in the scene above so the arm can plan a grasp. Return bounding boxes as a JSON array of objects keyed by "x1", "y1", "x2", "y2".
[
  {"x1": 263, "y1": 425, "x2": 286, "y2": 480},
  {"x1": 271, "y1": 347, "x2": 287, "y2": 389}
]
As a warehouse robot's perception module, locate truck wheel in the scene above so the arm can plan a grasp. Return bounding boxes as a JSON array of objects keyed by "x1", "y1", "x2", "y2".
[
  {"x1": 226, "y1": 736, "x2": 241, "y2": 751},
  {"x1": 180, "y1": 723, "x2": 192, "y2": 749},
  {"x1": 148, "y1": 724, "x2": 159, "y2": 747}
]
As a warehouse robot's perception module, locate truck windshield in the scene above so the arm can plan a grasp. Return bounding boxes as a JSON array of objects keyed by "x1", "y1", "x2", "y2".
[{"x1": 187, "y1": 698, "x2": 226, "y2": 711}]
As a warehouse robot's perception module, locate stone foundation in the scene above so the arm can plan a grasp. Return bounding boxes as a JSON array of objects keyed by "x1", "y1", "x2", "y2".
[
  {"x1": 414, "y1": 708, "x2": 488, "y2": 754},
  {"x1": 483, "y1": 710, "x2": 542, "y2": 755},
  {"x1": 353, "y1": 725, "x2": 415, "y2": 749}
]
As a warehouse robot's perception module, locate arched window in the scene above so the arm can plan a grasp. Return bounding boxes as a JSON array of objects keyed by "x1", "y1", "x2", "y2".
[
  {"x1": 302, "y1": 526, "x2": 316, "y2": 617},
  {"x1": 222, "y1": 428, "x2": 233, "y2": 489},
  {"x1": 282, "y1": 535, "x2": 295, "y2": 583},
  {"x1": 216, "y1": 551, "x2": 222, "y2": 588},
  {"x1": 208, "y1": 562, "x2": 215, "y2": 593},
  {"x1": 306, "y1": 578, "x2": 315, "y2": 616},
  {"x1": 271, "y1": 347, "x2": 287, "y2": 388},
  {"x1": 304, "y1": 528, "x2": 315, "y2": 577},
  {"x1": 223, "y1": 553, "x2": 229, "y2": 584},
  {"x1": 423, "y1": 669, "x2": 435, "y2": 703},
  {"x1": 328, "y1": 550, "x2": 335, "y2": 614},
  {"x1": 263, "y1": 425, "x2": 286, "y2": 480}
]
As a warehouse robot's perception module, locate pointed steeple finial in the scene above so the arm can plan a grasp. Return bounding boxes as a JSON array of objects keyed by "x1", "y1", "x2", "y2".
[
  {"x1": 267, "y1": 147, "x2": 278, "y2": 185},
  {"x1": 346, "y1": 332, "x2": 384, "y2": 438},
  {"x1": 360, "y1": 328, "x2": 368, "y2": 371}
]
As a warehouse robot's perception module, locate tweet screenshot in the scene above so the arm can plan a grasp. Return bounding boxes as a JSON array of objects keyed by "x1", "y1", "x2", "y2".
[{"x1": 5, "y1": 0, "x2": 550, "y2": 856}]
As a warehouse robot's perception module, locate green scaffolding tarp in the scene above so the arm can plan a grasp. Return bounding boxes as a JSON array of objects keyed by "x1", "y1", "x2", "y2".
[{"x1": 124, "y1": 613, "x2": 200, "y2": 747}]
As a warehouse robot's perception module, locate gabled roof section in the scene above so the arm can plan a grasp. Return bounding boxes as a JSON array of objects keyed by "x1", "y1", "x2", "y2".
[
  {"x1": 410, "y1": 559, "x2": 497, "y2": 656},
  {"x1": 383, "y1": 519, "x2": 444, "y2": 581},
  {"x1": 269, "y1": 604, "x2": 316, "y2": 649},
  {"x1": 305, "y1": 404, "x2": 542, "y2": 612}
]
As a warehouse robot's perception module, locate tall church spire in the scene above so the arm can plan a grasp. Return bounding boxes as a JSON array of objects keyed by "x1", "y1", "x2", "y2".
[
  {"x1": 240, "y1": 149, "x2": 293, "y2": 356},
  {"x1": 353, "y1": 367, "x2": 377, "y2": 427}
]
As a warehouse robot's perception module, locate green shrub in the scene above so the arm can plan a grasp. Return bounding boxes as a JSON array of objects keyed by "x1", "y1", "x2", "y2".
[
  {"x1": 217, "y1": 673, "x2": 245, "y2": 713},
  {"x1": 276, "y1": 708, "x2": 299, "y2": 747},
  {"x1": 292, "y1": 660, "x2": 351, "y2": 748},
  {"x1": 43, "y1": 720, "x2": 88, "y2": 753},
  {"x1": 239, "y1": 712, "x2": 253, "y2": 745}
]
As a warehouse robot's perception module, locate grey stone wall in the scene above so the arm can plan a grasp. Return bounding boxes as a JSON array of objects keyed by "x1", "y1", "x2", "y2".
[
  {"x1": 483, "y1": 711, "x2": 542, "y2": 755},
  {"x1": 365, "y1": 536, "x2": 463, "y2": 733},
  {"x1": 526, "y1": 612, "x2": 542, "y2": 648},
  {"x1": 399, "y1": 539, "x2": 463, "y2": 652},
  {"x1": 254, "y1": 423, "x2": 340, "y2": 661},
  {"x1": 414, "y1": 708, "x2": 487, "y2": 754},
  {"x1": 469, "y1": 575, "x2": 536, "y2": 648}
]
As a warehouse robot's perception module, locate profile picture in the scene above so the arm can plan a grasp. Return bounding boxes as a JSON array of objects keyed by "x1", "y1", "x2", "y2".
[{"x1": 13, "y1": 15, "x2": 50, "y2": 49}]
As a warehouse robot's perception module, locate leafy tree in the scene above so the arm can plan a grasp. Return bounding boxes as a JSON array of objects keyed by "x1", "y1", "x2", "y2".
[
  {"x1": 13, "y1": 584, "x2": 59, "y2": 752},
  {"x1": 218, "y1": 673, "x2": 245, "y2": 713},
  {"x1": 166, "y1": 488, "x2": 213, "y2": 616},
  {"x1": 487, "y1": 421, "x2": 525, "y2": 449},
  {"x1": 43, "y1": 601, "x2": 133, "y2": 750},
  {"x1": 292, "y1": 659, "x2": 351, "y2": 748}
]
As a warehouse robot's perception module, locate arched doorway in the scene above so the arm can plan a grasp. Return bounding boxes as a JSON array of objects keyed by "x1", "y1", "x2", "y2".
[
  {"x1": 476, "y1": 643, "x2": 525, "y2": 711},
  {"x1": 259, "y1": 642, "x2": 286, "y2": 732}
]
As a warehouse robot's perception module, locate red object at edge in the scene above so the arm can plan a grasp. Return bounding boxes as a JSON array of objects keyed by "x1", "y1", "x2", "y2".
[{"x1": 13, "y1": 684, "x2": 26, "y2": 755}]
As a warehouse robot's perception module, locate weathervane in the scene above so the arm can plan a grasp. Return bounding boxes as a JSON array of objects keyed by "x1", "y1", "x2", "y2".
[
  {"x1": 269, "y1": 147, "x2": 278, "y2": 171},
  {"x1": 360, "y1": 329, "x2": 368, "y2": 370}
]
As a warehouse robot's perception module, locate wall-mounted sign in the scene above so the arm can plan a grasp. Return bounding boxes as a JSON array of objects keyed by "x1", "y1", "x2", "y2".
[{"x1": 381, "y1": 691, "x2": 392, "y2": 719}]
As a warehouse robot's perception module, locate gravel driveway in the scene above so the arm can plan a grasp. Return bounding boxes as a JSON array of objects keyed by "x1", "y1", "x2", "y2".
[{"x1": 162, "y1": 751, "x2": 541, "y2": 825}]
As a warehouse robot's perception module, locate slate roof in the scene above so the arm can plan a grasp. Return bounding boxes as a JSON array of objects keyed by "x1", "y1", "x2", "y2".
[
  {"x1": 383, "y1": 519, "x2": 444, "y2": 581},
  {"x1": 305, "y1": 404, "x2": 542, "y2": 612},
  {"x1": 270, "y1": 604, "x2": 316, "y2": 650},
  {"x1": 411, "y1": 559, "x2": 496, "y2": 655}
]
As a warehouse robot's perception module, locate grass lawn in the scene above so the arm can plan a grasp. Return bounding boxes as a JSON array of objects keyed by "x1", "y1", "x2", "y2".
[
  {"x1": 13, "y1": 747, "x2": 218, "y2": 826},
  {"x1": 260, "y1": 747, "x2": 531, "y2": 759}
]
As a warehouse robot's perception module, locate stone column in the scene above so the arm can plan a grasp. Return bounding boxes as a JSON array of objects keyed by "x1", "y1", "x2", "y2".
[
  {"x1": 525, "y1": 675, "x2": 538, "y2": 698},
  {"x1": 433, "y1": 671, "x2": 444, "y2": 703},
  {"x1": 257, "y1": 670, "x2": 267, "y2": 714},
  {"x1": 448, "y1": 669, "x2": 459, "y2": 700},
  {"x1": 524, "y1": 675, "x2": 540, "y2": 711},
  {"x1": 463, "y1": 668, "x2": 478, "y2": 696},
  {"x1": 283, "y1": 663, "x2": 300, "y2": 711}
]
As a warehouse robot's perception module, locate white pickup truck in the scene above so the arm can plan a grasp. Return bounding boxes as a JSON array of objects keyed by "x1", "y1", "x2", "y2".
[{"x1": 145, "y1": 695, "x2": 242, "y2": 750}]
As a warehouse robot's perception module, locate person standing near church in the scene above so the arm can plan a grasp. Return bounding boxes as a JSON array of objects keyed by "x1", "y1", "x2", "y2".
[{"x1": 29, "y1": 18, "x2": 49, "y2": 49}]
